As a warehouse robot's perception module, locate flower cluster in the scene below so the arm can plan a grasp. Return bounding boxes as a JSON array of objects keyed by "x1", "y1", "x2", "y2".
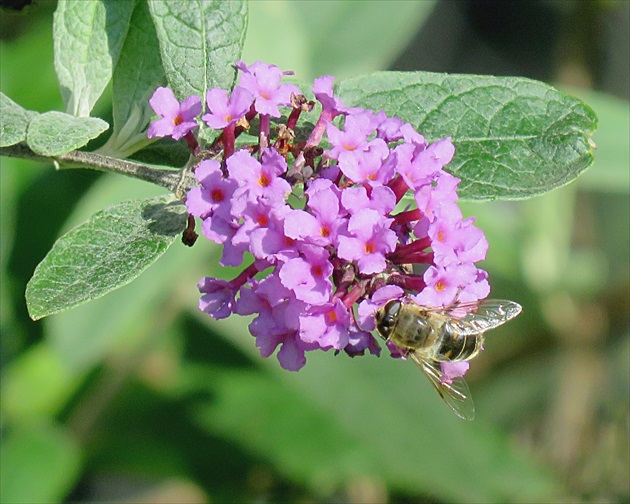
[{"x1": 147, "y1": 61, "x2": 490, "y2": 373}]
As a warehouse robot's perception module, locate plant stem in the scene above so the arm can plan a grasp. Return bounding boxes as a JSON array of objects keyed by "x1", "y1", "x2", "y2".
[{"x1": 0, "y1": 142, "x2": 196, "y2": 197}]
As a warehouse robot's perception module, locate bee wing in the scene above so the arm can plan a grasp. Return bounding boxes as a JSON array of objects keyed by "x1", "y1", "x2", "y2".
[
  {"x1": 410, "y1": 352, "x2": 475, "y2": 421},
  {"x1": 436, "y1": 299, "x2": 522, "y2": 336}
]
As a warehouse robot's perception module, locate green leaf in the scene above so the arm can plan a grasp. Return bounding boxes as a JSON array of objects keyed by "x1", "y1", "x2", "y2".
[
  {"x1": 0, "y1": 422, "x2": 81, "y2": 504},
  {"x1": 102, "y1": 0, "x2": 167, "y2": 158},
  {"x1": 148, "y1": 0, "x2": 248, "y2": 101},
  {"x1": 0, "y1": 93, "x2": 38, "y2": 147},
  {"x1": 26, "y1": 194, "x2": 188, "y2": 320},
  {"x1": 42, "y1": 175, "x2": 198, "y2": 370},
  {"x1": 336, "y1": 71, "x2": 598, "y2": 201},
  {"x1": 53, "y1": 0, "x2": 135, "y2": 117},
  {"x1": 26, "y1": 111, "x2": 109, "y2": 156}
]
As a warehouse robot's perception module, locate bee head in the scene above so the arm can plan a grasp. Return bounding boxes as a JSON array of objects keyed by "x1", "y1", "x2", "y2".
[{"x1": 375, "y1": 299, "x2": 402, "y2": 340}]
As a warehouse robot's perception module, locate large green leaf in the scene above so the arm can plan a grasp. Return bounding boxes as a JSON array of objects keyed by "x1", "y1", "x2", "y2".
[
  {"x1": 26, "y1": 111, "x2": 109, "y2": 156},
  {"x1": 53, "y1": 0, "x2": 135, "y2": 117},
  {"x1": 148, "y1": 0, "x2": 248, "y2": 101},
  {"x1": 43, "y1": 174, "x2": 205, "y2": 371},
  {"x1": 26, "y1": 194, "x2": 187, "y2": 320},
  {"x1": 337, "y1": 71, "x2": 598, "y2": 201}
]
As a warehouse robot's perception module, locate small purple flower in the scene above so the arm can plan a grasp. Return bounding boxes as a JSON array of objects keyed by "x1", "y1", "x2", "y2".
[
  {"x1": 227, "y1": 149, "x2": 291, "y2": 215},
  {"x1": 198, "y1": 277, "x2": 236, "y2": 319},
  {"x1": 429, "y1": 214, "x2": 488, "y2": 264},
  {"x1": 279, "y1": 245, "x2": 333, "y2": 305},
  {"x1": 202, "y1": 86, "x2": 253, "y2": 129},
  {"x1": 341, "y1": 185, "x2": 396, "y2": 217},
  {"x1": 236, "y1": 60, "x2": 300, "y2": 117},
  {"x1": 326, "y1": 111, "x2": 382, "y2": 171},
  {"x1": 312, "y1": 75, "x2": 344, "y2": 119},
  {"x1": 412, "y1": 261, "x2": 482, "y2": 307},
  {"x1": 298, "y1": 299, "x2": 351, "y2": 350},
  {"x1": 186, "y1": 159, "x2": 237, "y2": 220},
  {"x1": 285, "y1": 179, "x2": 345, "y2": 247},
  {"x1": 337, "y1": 209, "x2": 397, "y2": 274},
  {"x1": 413, "y1": 171, "x2": 461, "y2": 223},
  {"x1": 147, "y1": 87, "x2": 201, "y2": 140}
]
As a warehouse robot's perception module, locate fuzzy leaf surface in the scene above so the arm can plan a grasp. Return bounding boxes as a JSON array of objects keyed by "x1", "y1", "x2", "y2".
[
  {"x1": 26, "y1": 195, "x2": 188, "y2": 320},
  {"x1": 0, "y1": 93, "x2": 38, "y2": 147},
  {"x1": 148, "y1": 0, "x2": 248, "y2": 102},
  {"x1": 26, "y1": 111, "x2": 109, "y2": 156},
  {"x1": 337, "y1": 71, "x2": 598, "y2": 201},
  {"x1": 53, "y1": 0, "x2": 134, "y2": 117}
]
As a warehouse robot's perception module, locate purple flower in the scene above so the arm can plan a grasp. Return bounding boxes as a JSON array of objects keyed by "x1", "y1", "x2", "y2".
[
  {"x1": 186, "y1": 159, "x2": 237, "y2": 219},
  {"x1": 312, "y1": 75, "x2": 344, "y2": 118},
  {"x1": 235, "y1": 276, "x2": 311, "y2": 371},
  {"x1": 177, "y1": 60, "x2": 504, "y2": 377},
  {"x1": 236, "y1": 60, "x2": 300, "y2": 117},
  {"x1": 411, "y1": 261, "x2": 483, "y2": 307},
  {"x1": 326, "y1": 111, "x2": 382, "y2": 172},
  {"x1": 202, "y1": 86, "x2": 253, "y2": 129},
  {"x1": 341, "y1": 185, "x2": 396, "y2": 217},
  {"x1": 428, "y1": 214, "x2": 488, "y2": 264},
  {"x1": 298, "y1": 299, "x2": 351, "y2": 350},
  {"x1": 413, "y1": 171, "x2": 461, "y2": 223},
  {"x1": 198, "y1": 277, "x2": 236, "y2": 319},
  {"x1": 279, "y1": 245, "x2": 333, "y2": 305},
  {"x1": 337, "y1": 209, "x2": 397, "y2": 274},
  {"x1": 284, "y1": 179, "x2": 345, "y2": 247},
  {"x1": 344, "y1": 325, "x2": 382, "y2": 357},
  {"x1": 147, "y1": 87, "x2": 201, "y2": 140},
  {"x1": 227, "y1": 149, "x2": 291, "y2": 216}
]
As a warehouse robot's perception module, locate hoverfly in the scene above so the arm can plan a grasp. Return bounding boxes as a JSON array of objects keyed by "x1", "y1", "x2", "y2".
[{"x1": 374, "y1": 298, "x2": 522, "y2": 420}]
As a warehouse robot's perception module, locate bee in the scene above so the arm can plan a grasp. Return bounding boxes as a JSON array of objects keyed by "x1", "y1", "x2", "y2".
[{"x1": 374, "y1": 298, "x2": 522, "y2": 420}]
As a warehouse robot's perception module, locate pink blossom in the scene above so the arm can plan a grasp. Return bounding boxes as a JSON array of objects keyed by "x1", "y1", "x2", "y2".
[{"x1": 147, "y1": 87, "x2": 201, "y2": 140}]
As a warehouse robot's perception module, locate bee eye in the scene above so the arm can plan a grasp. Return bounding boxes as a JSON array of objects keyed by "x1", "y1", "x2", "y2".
[
  {"x1": 381, "y1": 314, "x2": 395, "y2": 328},
  {"x1": 375, "y1": 299, "x2": 402, "y2": 339},
  {"x1": 384, "y1": 300, "x2": 401, "y2": 319}
]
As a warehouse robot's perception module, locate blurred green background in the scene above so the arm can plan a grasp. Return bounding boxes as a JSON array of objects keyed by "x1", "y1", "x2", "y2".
[{"x1": 1, "y1": 1, "x2": 628, "y2": 502}]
